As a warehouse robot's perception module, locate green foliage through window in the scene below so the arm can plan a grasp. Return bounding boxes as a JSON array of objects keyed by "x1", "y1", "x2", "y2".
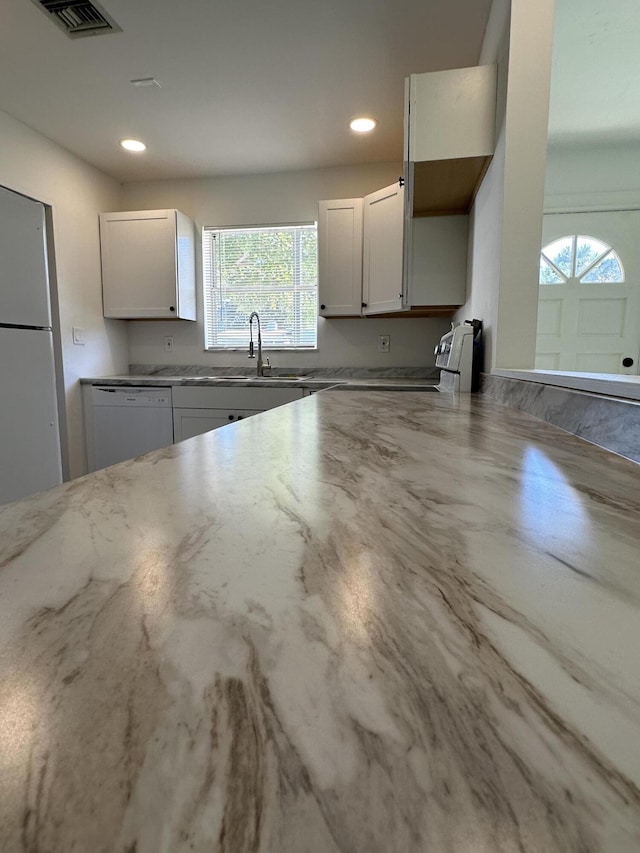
[
  {"x1": 539, "y1": 235, "x2": 624, "y2": 285},
  {"x1": 203, "y1": 224, "x2": 318, "y2": 349}
]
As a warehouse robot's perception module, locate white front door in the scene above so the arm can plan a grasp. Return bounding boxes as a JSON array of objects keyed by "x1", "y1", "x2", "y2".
[{"x1": 537, "y1": 211, "x2": 640, "y2": 374}]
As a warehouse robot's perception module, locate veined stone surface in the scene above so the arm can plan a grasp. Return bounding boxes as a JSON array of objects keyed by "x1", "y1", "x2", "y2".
[
  {"x1": 0, "y1": 391, "x2": 639, "y2": 852},
  {"x1": 482, "y1": 372, "x2": 640, "y2": 463}
]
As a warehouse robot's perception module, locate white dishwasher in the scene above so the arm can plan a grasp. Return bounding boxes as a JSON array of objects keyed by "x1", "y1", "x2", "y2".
[{"x1": 90, "y1": 386, "x2": 174, "y2": 471}]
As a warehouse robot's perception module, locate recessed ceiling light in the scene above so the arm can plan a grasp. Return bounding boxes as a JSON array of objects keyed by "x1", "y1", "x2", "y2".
[
  {"x1": 350, "y1": 117, "x2": 377, "y2": 133},
  {"x1": 119, "y1": 138, "x2": 146, "y2": 152}
]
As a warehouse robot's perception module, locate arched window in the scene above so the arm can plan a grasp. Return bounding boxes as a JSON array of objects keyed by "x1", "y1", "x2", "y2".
[{"x1": 539, "y1": 235, "x2": 624, "y2": 285}]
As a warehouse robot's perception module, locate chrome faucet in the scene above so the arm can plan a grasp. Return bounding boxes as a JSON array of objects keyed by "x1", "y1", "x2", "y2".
[{"x1": 248, "y1": 312, "x2": 271, "y2": 376}]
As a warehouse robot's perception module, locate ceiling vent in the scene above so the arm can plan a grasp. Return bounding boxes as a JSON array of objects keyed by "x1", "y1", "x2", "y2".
[{"x1": 30, "y1": 0, "x2": 122, "y2": 38}]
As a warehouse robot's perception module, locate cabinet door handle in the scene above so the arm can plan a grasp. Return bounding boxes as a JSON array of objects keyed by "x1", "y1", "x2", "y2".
[
  {"x1": 320, "y1": 304, "x2": 326, "y2": 310},
  {"x1": 622, "y1": 357, "x2": 634, "y2": 367},
  {"x1": 237, "y1": 415, "x2": 244, "y2": 420},
  {"x1": 228, "y1": 414, "x2": 234, "y2": 421},
  {"x1": 169, "y1": 305, "x2": 176, "y2": 312},
  {"x1": 398, "y1": 176, "x2": 405, "y2": 187},
  {"x1": 362, "y1": 302, "x2": 367, "y2": 308}
]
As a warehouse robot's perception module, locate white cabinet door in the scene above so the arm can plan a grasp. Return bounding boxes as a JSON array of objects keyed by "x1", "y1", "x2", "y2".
[
  {"x1": 407, "y1": 65, "x2": 496, "y2": 163},
  {"x1": 172, "y1": 385, "x2": 303, "y2": 409},
  {"x1": 173, "y1": 408, "x2": 262, "y2": 441},
  {"x1": 100, "y1": 209, "x2": 196, "y2": 320},
  {"x1": 318, "y1": 198, "x2": 363, "y2": 316},
  {"x1": 172, "y1": 385, "x2": 305, "y2": 442},
  {"x1": 362, "y1": 182, "x2": 405, "y2": 315}
]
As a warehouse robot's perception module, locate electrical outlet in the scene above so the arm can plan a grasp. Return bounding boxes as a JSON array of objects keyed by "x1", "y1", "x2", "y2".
[
  {"x1": 377, "y1": 334, "x2": 391, "y2": 353},
  {"x1": 164, "y1": 336, "x2": 175, "y2": 352}
]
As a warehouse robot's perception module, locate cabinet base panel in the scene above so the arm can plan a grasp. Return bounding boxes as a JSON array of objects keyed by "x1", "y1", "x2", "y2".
[{"x1": 323, "y1": 306, "x2": 460, "y2": 319}]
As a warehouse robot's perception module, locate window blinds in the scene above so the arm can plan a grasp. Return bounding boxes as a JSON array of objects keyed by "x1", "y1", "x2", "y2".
[{"x1": 203, "y1": 224, "x2": 318, "y2": 349}]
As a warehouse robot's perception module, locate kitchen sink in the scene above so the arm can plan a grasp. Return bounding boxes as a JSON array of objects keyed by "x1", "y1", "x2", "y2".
[
  {"x1": 188, "y1": 375, "x2": 308, "y2": 382},
  {"x1": 258, "y1": 374, "x2": 308, "y2": 380},
  {"x1": 190, "y1": 375, "x2": 250, "y2": 381}
]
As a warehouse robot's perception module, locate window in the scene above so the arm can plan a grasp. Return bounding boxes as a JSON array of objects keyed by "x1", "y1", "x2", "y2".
[
  {"x1": 539, "y1": 235, "x2": 624, "y2": 285},
  {"x1": 203, "y1": 224, "x2": 318, "y2": 349}
]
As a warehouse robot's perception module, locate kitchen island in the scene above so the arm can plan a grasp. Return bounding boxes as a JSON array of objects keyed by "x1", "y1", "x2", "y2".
[{"x1": 0, "y1": 390, "x2": 639, "y2": 852}]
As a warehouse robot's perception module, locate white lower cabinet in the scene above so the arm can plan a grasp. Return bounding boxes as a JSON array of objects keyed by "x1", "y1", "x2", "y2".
[
  {"x1": 171, "y1": 385, "x2": 304, "y2": 441},
  {"x1": 173, "y1": 407, "x2": 263, "y2": 441}
]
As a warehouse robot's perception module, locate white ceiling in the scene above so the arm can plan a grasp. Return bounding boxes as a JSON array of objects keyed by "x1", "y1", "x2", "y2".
[
  {"x1": 547, "y1": 0, "x2": 640, "y2": 146},
  {"x1": 0, "y1": 0, "x2": 493, "y2": 182}
]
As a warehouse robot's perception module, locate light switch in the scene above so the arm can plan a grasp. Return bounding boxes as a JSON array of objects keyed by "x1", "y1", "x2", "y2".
[{"x1": 72, "y1": 326, "x2": 86, "y2": 345}]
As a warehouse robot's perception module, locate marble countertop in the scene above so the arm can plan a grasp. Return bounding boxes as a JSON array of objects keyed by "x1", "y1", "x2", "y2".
[
  {"x1": 1, "y1": 391, "x2": 639, "y2": 851},
  {"x1": 494, "y1": 368, "x2": 640, "y2": 402},
  {"x1": 80, "y1": 374, "x2": 439, "y2": 392}
]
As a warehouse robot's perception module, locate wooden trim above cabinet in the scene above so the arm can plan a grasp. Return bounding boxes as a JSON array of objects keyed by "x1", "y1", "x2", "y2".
[{"x1": 411, "y1": 156, "x2": 492, "y2": 217}]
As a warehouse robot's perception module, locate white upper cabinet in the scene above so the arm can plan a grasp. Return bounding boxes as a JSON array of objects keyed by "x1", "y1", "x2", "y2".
[
  {"x1": 100, "y1": 209, "x2": 196, "y2": 320},
  {"x1": 407, "y1": 216, "x2": 468, "y2": 308},
  {"x1": 406, "y1": 65, "x2": 496, "y2": 162},
  {"x1": 362, "y1": 182, "x2": 405, "y2": 315},
  {"x1": 405, "y1": 65, "x2": 497, "y2": 216},
  {"x1": 318, "y1": 198, "x2": 363, "y2": 317},
  {"x1": 318, "y1": 184, "x2": 468, "y2": 317},
  {"x1": 318, "y1": 184, "x2": 406, "y2": 318},
  {"x1": 317, "y1": 65, "x2": 493, "y2": 318}
]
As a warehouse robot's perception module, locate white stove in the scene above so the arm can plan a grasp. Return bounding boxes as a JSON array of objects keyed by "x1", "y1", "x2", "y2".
[{"x1": 435, "y1": 321, "x2": 482, "y2": 392}]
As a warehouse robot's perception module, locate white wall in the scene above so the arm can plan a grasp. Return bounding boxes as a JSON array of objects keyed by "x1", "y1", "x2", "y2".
[
  {"x1": 121, "y1": 164, "x2": 450, "y2": 370},
  {"x1": 0, "y1": 109, "x2": 128, "y2": 479},
  {"x1": 456, "y1": 0, "x2": 510, "y2": 369},
  {"x1": 458, "y1": 0, "x2": 555, "y2": 371},
  {"x1": 493, "y1": 0, "x2": 555, "y2": 369},
  {"x1": 461, "y1": 134, "x2": 505, "y2": 367},
  {"x1": 546, "y1": 140, "x2": 640, "y2": 210}
]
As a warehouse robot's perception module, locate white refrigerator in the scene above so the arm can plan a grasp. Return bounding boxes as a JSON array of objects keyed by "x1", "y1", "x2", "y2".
[{"x1": 0, "y1": 185, "x2": 63, "y2": 505}]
